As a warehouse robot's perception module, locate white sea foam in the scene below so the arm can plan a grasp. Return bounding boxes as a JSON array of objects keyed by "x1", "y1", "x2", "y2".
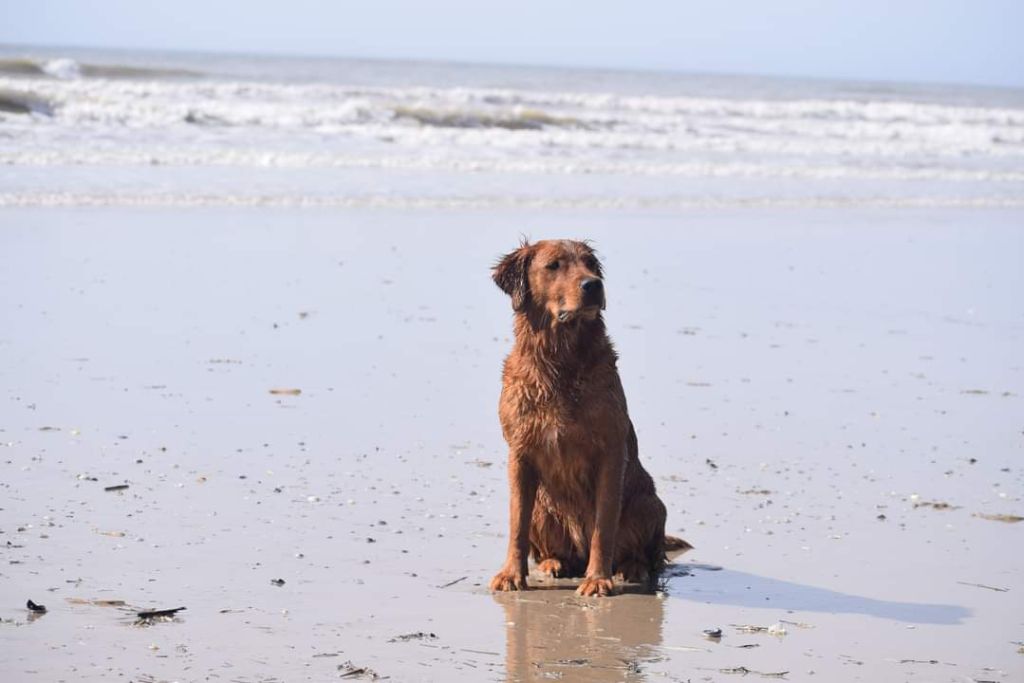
[
  {"x1": 1, "y1": 53, "x2": 1022, "y2": 207},
  {"x1": 2, "y1": 191, "x2": 1020, "y2": 210},
  {"x1": 40, "y1": 58, "x2": 81, "y2": 80}
]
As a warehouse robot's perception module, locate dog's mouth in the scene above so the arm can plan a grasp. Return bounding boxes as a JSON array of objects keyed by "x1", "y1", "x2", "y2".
[{"x1": 556, "y1": 304, "x2": 602, "y2": 323}]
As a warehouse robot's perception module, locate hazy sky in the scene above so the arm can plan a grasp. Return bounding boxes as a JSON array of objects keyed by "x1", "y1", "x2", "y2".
[{"x1": 2, "y1": 0, "x2": 1022, "y2": 88}]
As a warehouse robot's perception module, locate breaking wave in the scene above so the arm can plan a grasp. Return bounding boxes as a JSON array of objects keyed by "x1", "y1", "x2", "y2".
[
  {"x1": 3, "y1": 76, "x2": 1022, "y2": 146},
  {"x1": 0, "y1": 88, "x2": 53, "y2": 115},
  {"x1": 392, "y1": 105, "x2": 590, "y2": 130},
  {"x1": 1, "y1": 54, "x2": 1022, "y2": 206},
  {"x1": 0, "y1": 56, "x2": 202, "y2": 81}
]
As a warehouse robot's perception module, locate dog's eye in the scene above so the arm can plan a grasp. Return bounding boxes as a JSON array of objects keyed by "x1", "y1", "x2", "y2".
[
  {"x1": 545, "y1": 260, "x2": 560, "y2": 271},
  {"x1": 584, "y1": 257, "x2": 597, "y2": 270}
]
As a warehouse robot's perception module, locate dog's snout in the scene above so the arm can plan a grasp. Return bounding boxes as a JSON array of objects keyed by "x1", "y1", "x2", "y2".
[{"x1": 580, "y1": 278, "x2": 604, "y2": 307}]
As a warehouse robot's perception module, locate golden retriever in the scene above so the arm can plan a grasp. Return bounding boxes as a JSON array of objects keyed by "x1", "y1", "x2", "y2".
[{"x1": 489, "y1": 239, "x2": 689, "y2": 597}]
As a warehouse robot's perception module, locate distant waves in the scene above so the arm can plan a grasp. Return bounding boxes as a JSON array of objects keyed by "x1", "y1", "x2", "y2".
[
  {"x1": 0, "y1": 56, "x2": 202, "y2": 81},
  {"x1": 1, "y1": 54, "x2": 1022, "y2": 208}
]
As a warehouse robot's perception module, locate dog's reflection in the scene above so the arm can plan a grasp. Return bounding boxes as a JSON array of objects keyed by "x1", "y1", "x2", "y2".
[{"x1": 494, "y1": 580, "x2": 665, "y2": 682}]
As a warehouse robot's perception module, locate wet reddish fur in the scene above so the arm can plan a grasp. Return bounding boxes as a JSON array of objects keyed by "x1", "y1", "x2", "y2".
[{"x1": 489, "y1": 239, "x2": 689, "y2": 597}]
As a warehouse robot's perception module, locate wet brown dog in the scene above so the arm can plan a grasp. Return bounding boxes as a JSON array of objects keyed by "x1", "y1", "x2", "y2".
[{"x1": 489, "y1": 239, "x2": 689, "y2": 597}]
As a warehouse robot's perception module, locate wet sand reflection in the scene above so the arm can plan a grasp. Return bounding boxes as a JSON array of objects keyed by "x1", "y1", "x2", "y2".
[
  {"x1": 495, "y1": 563, "x2": 969, "y2": 681},
  {"x1": 495, "y1": 581, "x2": 665, "y2": 682}
]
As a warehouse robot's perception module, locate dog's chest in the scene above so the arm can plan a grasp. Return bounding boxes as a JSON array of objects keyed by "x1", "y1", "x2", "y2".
[
  {"x1": 507, "y1": 385, "x2": 587, "y2": 444},
  {"x1": 503, "y1": 368, "x2": 618, "y2": 440},
  {"x1": 532, "y1": 421, "x2": 598, "y2": 505},
  {"x1": 516, "y1": 394, "x2": 605, "y2": 472}
]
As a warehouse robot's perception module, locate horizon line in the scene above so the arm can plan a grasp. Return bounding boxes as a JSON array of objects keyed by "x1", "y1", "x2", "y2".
[{"x1": 2, "y1": 40, "x2": 1022, "y2": 95}]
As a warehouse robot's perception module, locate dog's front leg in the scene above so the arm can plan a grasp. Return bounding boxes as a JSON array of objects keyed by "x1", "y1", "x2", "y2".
[
  {"x1": 577, "y1": 455, "x2": 625, "y2": 596},
  {"x1": 490, "y1": 451, "x2": 538, "y2": 591}
]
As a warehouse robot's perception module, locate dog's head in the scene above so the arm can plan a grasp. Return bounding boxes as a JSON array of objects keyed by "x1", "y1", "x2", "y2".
[{"x1": 493, "y1": 239, "x2": 605, "y2": 324}]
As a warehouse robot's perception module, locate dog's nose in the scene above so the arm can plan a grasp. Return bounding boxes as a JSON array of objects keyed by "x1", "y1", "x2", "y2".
[{"x1": 580, "y1": 278, "x2": 604, "y2": 306}]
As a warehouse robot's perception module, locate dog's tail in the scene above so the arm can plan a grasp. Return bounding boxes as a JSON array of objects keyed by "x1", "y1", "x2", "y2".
[{"x1": 664, "y1": 535, "x2": 693, "y2": 553}]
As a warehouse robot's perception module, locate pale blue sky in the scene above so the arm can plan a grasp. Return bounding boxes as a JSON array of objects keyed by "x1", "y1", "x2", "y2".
[{"x1": 2, "y1": 0, "x2": 1021, "y2": 88}]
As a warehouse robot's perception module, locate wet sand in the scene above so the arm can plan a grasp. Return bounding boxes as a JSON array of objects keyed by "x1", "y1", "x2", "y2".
[{"x1": 1, "y1": 206, "x2": 1022, "y2": 682}]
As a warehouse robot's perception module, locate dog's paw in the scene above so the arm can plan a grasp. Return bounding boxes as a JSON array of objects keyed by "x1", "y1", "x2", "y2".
[
  {"x1": 490, "y1": 567, "x2": 528, "y2": 592},
  {"x1": 613, "y1": 560, "x2": 649, "y2": 584},
  {"x1": 576, "y1": 576, "x2": 616, "y2": 597},
  {"x1": 536, "y1": 558, "x2": 564, "y2": 578}
]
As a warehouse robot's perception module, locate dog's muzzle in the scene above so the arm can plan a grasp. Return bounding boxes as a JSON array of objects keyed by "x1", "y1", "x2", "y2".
[{"x1": 580, "y1": 278, "x2": 605, "y2": 309}]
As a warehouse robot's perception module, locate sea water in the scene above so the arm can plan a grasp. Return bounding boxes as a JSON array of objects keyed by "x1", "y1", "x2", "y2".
[{"x1": 1, "y1": 44, "x2": 1023, "y2": 208}]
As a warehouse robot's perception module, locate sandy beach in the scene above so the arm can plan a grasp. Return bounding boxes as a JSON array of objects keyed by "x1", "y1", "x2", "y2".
[{"x1": 1, "y1": 205, "x2": 1021, "y2": 681}]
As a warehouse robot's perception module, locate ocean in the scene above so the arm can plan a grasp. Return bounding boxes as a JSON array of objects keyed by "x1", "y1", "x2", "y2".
[{"x1": 2, "y1": 44, "x2": 1023, "y2": 208}]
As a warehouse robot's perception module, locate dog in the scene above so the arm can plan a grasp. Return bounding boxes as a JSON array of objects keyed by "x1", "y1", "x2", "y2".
[{"x1": 489, "y1": 239, "x2": 689, "y2": 597}]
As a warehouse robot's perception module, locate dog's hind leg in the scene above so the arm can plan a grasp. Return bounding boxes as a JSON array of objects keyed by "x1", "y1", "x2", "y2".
[
  {"x1": 529, "y1": 495, "x2": 585, "y2": 578},
  {"x1": 613, "y1": 492, "x2": 668, "y2": 583}
]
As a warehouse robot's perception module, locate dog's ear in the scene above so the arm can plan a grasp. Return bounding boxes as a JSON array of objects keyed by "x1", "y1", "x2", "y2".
[{"x1": 492, "y1": 245, "x2": 532, "y2": 311}]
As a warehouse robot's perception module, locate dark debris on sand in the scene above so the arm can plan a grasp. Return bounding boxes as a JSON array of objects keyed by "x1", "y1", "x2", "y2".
[
  {"x1": 388, "y1": 631, "x2": 437, "y2": 643},
  {"x1": 338, "y1": 660, "x2": 385, "y2": 680}
]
